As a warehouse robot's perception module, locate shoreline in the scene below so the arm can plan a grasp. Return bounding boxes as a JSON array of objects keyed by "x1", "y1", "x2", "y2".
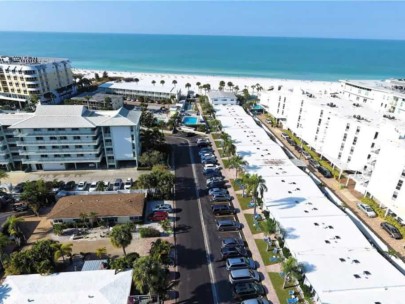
[{"x1": 73, "y1": 68, "x2": 341, "y2": 92}]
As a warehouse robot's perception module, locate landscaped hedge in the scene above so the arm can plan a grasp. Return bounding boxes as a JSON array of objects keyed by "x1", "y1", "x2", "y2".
[
  {"x1": 361, "y1": 197, "x2": 405, "y2": 237},
  {"x1": 139, "y1": 227, "x2": 161, "y2": 238}
]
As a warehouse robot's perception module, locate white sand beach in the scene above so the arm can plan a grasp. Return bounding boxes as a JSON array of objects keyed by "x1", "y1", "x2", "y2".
[{"x1": 72, "y1": 68, "x2": 341, "y2": 94}]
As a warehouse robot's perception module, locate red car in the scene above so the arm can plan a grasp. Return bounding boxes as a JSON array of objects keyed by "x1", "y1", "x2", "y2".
[{"x1": 148, "y1": 211, "x2": 168, "y2": 221}]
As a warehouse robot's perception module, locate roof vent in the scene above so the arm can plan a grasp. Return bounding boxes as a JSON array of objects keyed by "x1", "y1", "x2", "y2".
[
  {"x1": 364, "y1": 271, "x2": 371, "y2": 275},
  {"x1": 325, "y1": 240, "x2": 330, "y2": 244},
  {"x1": 353, "y1": 259, "x2": 360, "y2": 264},
  {"x1": 339, "y1": 258, "x2": 346, "y2": 262},
  {"x1": 354, "y1": 274, "x2": 361, "y2": 279},
  {"x1": 314, "y1": 222, "x2": 319, "y2": 226}
]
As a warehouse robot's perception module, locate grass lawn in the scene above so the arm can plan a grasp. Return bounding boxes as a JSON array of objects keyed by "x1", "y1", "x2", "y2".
[
  {"x1": 268, "y1": 272, "x2": 296, "y2": 304},
  {"x1": 214, "y1": 140, "x2": 222, "y2": 149},
  {"x1": 255, "y1": 239, "x2": 283, "y2": 266},
  {"x1": 236, "y1": 194, "x2": 253, "y2": 210},
  {"x1": 212, "y1": 133, "x2": 221, "y2": 140},
  {"x1": 244, "y1": 214, "x2": 264, "y2": 235},
  {"x1": 230, "y1": 179, "x2": 241, "y2": 191}
]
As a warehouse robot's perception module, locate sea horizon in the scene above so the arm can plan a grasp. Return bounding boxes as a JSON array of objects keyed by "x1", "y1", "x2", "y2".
[{"x1": 1, "y1": 31, "x2": 405, "y2": 81}]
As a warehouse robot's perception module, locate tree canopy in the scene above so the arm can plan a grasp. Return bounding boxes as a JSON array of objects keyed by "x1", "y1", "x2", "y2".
[{"x1": 110, "y1": 224, "x2": 133, "y2": 256}]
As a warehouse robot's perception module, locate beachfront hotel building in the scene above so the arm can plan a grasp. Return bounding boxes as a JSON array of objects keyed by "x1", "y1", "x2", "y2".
[
  {"x1": 71, "y1": 93, "x2": 124, "y2": 110},
  {"x1": 0, "y1": 55, "x2": 76, "y2": 106},
  {"x1": 99, "y1": 81, "x2": 181, "y2": 102},
  {"x1": 215, "y1": 104, "x2": 405, "y2": 304},
  {"x1": 260, "y1": 86, "x2": 405, "y2": 218},
  {"x1": 0, "y1": 104, "x2": 141, "y2": 171},
  {"x1": 340, "y1": 79, "x2": 405, "y2": 118},
  {"x1": 207, "y1": 90, "x2": 238, "y2": 105}
]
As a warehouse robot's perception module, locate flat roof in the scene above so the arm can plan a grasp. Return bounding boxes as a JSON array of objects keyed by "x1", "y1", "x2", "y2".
[
  {"x1": 208, "y1": 90, "x2": 237, "y2": 99},
  {"x1": 2, "y1": 105, "x2": 141, "y2": 129},
  {"x1": 214, "y1": 104, "x2": 405, "y2": 304},
  {"x1": 48, "y1": 193, "x2": 145, "y2": 219},
  {"x1": 341, "y1": 79, "x2": 405, "y2": 97},
  {"x1": 1, "y1": 269, "x2": 133, "y2": 304},
  {"x1": 100, "y1": 81, "x2": 180, "y2": 94}
]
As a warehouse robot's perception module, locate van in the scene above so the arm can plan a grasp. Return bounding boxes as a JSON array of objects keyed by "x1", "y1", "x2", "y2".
[
  {"x1": 226, "y1": 257, "x2": 256, "y2": 271},
  {"x1": 229, "y1": 269, "x2": 261, "y2": 284}
]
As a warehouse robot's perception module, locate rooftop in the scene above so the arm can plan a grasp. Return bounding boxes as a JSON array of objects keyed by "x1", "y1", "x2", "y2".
[
  {"x1": 0, "y1": 55, "x2": 69, "y2": 66},
  {"x1": 214, "y1": 104, "x2": 405, "y2": 304},
  {"x1": 341, "y1": 79, "x2": 405, "y2": 96},
  {"x1": 0, "y1": 269, "x2": 132, "y2": 304},
  {"x1": 207, "y1": 90, "x2": 237, "y2": 99},
  {"x1": 48, "y1": 193, "x2": 145, "y2": 219},
  {"x1": 72, "y1": 93, "x2": 123, "y2": 104},
  {"x1": 0, "y1": 105, "x2": 141, "y2": 129},
  {"x1": 100, "y1": 81, "x2": 180, "y2": 94}
]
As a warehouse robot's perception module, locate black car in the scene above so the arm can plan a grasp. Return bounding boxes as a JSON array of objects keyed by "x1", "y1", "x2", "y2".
[
  {"x1": 63, "y1": 181, "x2": 76, "y2": 191},
  {"x1": 233, "y1": 282, "x2": 266, "y2": 300},
  {"x1": 12, "y1": 183, "x2": 25, "y2": 194},
  {"x1": 211, "y1": 204, "x2": 237, "y2": 216},
  {"x1": 207, "y1": 181, "x2": 226, "y2": 189},
  {"x1": 221, "y1": 246, "x2": 248, "y2": 260},
  {"x1": 380, "y1": 222, "x2": 402, "y2": 239},
  {"x1": 222, "y1": 237, "x2": 245, "y2": 248},
  {"x1": 318, "y1": 166, "x2": 332, "y2": 178},
  {"x1": 308, "y1": 159, "x2": 319, "y2": 169}
]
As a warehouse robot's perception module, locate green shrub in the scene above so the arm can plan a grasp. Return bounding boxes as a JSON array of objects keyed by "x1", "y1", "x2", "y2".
[
  {"x1": 137, "y1": 166, "x2": 152, "y2": 171},
  {"x1": 139, "y1": 227, "x2": 161, "y2": 238},
  {"x1": 282, "y1": 247, "x2": 291, "y2": 258}
]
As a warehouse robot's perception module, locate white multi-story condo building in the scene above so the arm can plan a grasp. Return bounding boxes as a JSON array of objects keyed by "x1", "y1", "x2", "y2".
[
  {"x1": 100, "y1": 81, "x2": 181, "y2": 101},
  {"x1": 207, "y1": 91, "x2": 238, "y2": 105},
  {"x1": 0, "y1": 105, "x2": 141, "y2": 171},
  {"x1": 260, "y1": 86, "x2": 405, "y2": 219},
  {"x1": 0, "y1": 55, "x2": 76, "y2": 106},
  {"x1": 340, "y1": 79, "x2": 405, "y2": 117}
]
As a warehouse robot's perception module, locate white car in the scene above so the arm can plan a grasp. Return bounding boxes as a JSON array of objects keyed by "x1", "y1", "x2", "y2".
[
  {"x1": 88, "y1": 181, "x2": 98, "y2": 192},
  {"x1": 204, "y1": 164, "x2": 220, "y2": 170},
  {"x1": 153, "y1": 203, "x2": 173, "y2": 213},
  {"x1": 76, "y1": 181, "x2": 87, "y2": 191},
  {"x1": 208, "y1": 187, "x2": 228, "y2": 196},
  {"x1": 104, "y1": 181, "x2": 111, "y2": 191},
  {"x1": 357, "y1": 202, "x2": 377, "y2": 218},
  {"x1": 124, "y1": 178, "x2": 133, "y2": 190}
]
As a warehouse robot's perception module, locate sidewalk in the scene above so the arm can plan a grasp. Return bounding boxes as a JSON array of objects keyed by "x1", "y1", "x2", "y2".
[
  {"x1": 258, "y1": 115, "x2": 405, "y2": 258},
  {"x1": 209, "y1": 134, "x2": 280, "y2": 304}
]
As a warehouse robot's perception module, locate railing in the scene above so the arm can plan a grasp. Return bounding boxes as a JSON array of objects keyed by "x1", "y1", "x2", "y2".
[
  {"x1": 22, "y1": 155, "x2": 103, "y2": 163},
  {"x1": 16, "y1": 138, "x2": 101, "y2": 145},
  {"x1": 19, "y1": 147, "x2": 102, "y2": 155},
  {"x1": 13, "y1": 129, "x2": 99, "y2": 137}
]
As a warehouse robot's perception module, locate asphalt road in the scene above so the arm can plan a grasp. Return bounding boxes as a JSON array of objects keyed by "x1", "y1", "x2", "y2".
[{"x1": 168, "y1": 135, "x2": 241, "y2": 304}]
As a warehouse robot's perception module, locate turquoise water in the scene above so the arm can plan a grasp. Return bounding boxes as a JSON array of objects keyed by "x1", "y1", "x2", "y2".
[
  {"x1": 182, "y1": 116, "x2": 199, "y2": 125},
  {"x1": 252, "y1": 104, "x2": 264, "y2": 110},
  {"x1": 1, "y1": 32, "x2": 405, "y2": 80}
]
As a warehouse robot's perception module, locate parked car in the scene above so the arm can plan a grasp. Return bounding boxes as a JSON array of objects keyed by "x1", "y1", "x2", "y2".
[
  {"x1": 63, "y1": 181, "x2": 76, "y2": 191},
  {"x1": 222, "y1": 237, "x2": 245, "y2": 248},
  {"x1": 233, "y1": 282, "x2": 266, "y2": 300},
  {"x1": 13, "y1": 202, "x2": 28, "y2": 212},
  {"x1": 88, "y1": 181, "x2": 98, "y2": 192},
  {"x1": 216, "y1": 219, "x2": 242, "y2": 231},
  {"x1": 206, "y1": 176, "x2": 225, "y2": 184},
  {"x1": 221, "y1": 246, "x2": 248, "y2": 260},
  {"x1": 113, "y1": 179, "x2": 123, "y2": 190},
  {"x1": 207, "y1": 181, "x2": 226, "y2": 188},
  {"x1": 203, "y1": 168, "x2": 221, "y2": 175},
  {"x1": 229, "y1": 269, "x2": 261, "y2": 284},
  {"x1": 76, "y1": 181, "x2": 88, "y2": 191},
  {"x1": 226, "y1": 257, "x2": 256, "y2": 271},
  {"x1": 201, "y1": 155, "x2": 216, "y2": 161},
  {"x1": 202, "y1": 158, "x2": 218, "y2": 165},
  {"x1": 240, "y1": 297, "x2": 270, "y2": 304},
  {"x1": 380, "y1": 222, "x2": 402, "y2": 239},
  {"x1": 281, "y1": 133, "x2": 290, "y2": 140},
  {"x1": 205, "y1": 173, "x2": 223, "y2": 180},
  {"x1": 124, "y1": 178, "x2": 133, "y2": 190},
  {"x1": 318, "y1": 166, "x2": 332, "y2": 178},
  {"x1": 103, "y1": 181, "x2": 111, "y2": 191},
  {"x1": 199, "y1": 148, "x2": 214, "y2": 156},
  {"x1": 210, "y1": 193, "x2": 232, "y2": 202},
  {"x1": 208, "y1": 187, "x2": 229, "y2": 196},
  {"x1": 197, "y1": 139, "x2": 211, "y2": 147},
  {"x1": 204, "y1": 164, "x2": 220, "y2": 170},
  {"x1": 52, "y1": 181, "x2": 65, "y2": 193},
  {"x1": 153, "y1": 203, "x2": 173, "y2": 213},
  {"x1": 356, "y1": 202, "x2": 377, "y2": 218},
  {"x1": 211, "y1": 204, "x2": 236, "y2": 215},
  {"x1": 302, "y1": 151, "x2": 311, "y2": 160},
  {"x1": 148, "y1": 211, "x2": 169, "y2": 222},
  {"x1": 12, "y1": 183, "x2": 25, "y2": 194},
  {"x1": 308, "y1": 159, "x2": 319, "y2": 169}
]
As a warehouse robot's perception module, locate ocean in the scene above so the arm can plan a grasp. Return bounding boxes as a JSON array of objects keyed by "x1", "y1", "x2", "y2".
[{"x1": 0, "y1": 31, "x2": 404, "y2": 81}]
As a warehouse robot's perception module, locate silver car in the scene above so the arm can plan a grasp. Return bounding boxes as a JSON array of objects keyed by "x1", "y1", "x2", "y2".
[{"x1": 356, "y1": 203, "x2": 377, "y2": 218}]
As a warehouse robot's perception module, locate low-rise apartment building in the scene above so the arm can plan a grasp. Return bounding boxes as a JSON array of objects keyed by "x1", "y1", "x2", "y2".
[
  {"x1": 207, "y1": 90, "x2": 238, "y2": 105},
  {"x1": 0, "y1": 55, "x2": 75, "y2": 106},
  {"x1": 99, "y1": 81, "x2": 181, "y2": 101},
  {"x1": 70, "y1": 93, "x2": 124, "y2": 110},
  {"x1": 0, "y1": 104, "x2": 141, "y2": 171}
]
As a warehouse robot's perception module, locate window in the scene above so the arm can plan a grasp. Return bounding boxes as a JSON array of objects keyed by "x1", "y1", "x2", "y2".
[
  {"x1": 401, "y1": 169, "x2": 405, "y2": 178},
  {"x1": 338, "y1": 152, "x2": 342, "y2": 159},
  {"x1": 40, "y1": 155, "x2": 48, "y2": 158},
  {"x1": 55, "y1": 155, "x2": 61, "y2": 158},
  {"x1": 35, "y1": 137, "x2": 43, "y2": 140},
  {"x1": 392, "y1": 191, "x2": 398, "y2": 200},
  {"x1": 59, "y1": 128, "x2": 65, "y2": 131},
  {"x1": 61, "y1": 145, "x2": 69, "y2": 149},
  {"x1": 371, "y1": 143, "x2": 375, "y2": 148},
  {"x1": 75, "y1": 145, "x2": 83, "y2": 148},
  {"x1": 374, "y1": 132, "x2": 379, "y2": 140},
  {"x1": 60, "y1": 136, "x2": 67, "y2": 140},
  {"x1": 50, "y1": 136, "x2": 57, "y2": 140},
  {"x1": 396, "y1": 180, "x2": 403, "y2": 191},
  {"x1": 63, "y1": 154, "x2": 71, "y2": 157},
  {"x1": 73, "y1": 136, "x2": 81, "y2": 140},
  {"x1": 77, "y1": 154, "x2": 84, "y2": 157},
  {"x1": 38, "y1": 146, "x2": 46, "y2": 150},
  {"x1": 352, "y1": 137, "x2": 358, "y2": 145},
  {"x1": 72, "y1": 128, "x2": 79, "y2": 131},
  {"x1": 347, "y1": 156, "x2": 352, "y2": 163},
  {"x1": 33, "y1": 128, "x2": 41, "y2": 131},
  {"x1": 48, "y1": 128, "x2": 55, "y2": 131}
]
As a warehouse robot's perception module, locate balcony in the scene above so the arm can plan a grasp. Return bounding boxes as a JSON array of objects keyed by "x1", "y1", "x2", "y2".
[
  {"x1": 16, "y1": 137, "x2": 101, "y2": 146},
  {"x1": 19, "y1": 146, "x2": 102, "y2": 155},
  {"x1": 13, "y1": 129, "x2": 99, "y2": 137},
  {"x1": 22, "y1": 154, "x2": 103, "y2": 164}
]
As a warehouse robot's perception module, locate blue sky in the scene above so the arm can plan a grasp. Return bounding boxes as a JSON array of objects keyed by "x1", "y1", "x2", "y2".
[{"x1": 0, "y1": 1, "x2": 404, "y2": 40}]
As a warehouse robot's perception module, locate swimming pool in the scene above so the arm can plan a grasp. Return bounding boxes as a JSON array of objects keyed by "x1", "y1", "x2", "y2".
[
  {"x1": 182, "y1": 116, "x2": 199, "y2": 125},
  {"x1": 252, "y1": 104, "x2": 264, "y2": 110}
]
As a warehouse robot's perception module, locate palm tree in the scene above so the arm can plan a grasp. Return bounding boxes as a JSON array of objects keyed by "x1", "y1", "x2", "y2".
[
  {"x1": 234, "y1": 85, "x2": 240, "y2": 94},
  {"x1": 160, "y1": 80, "x2": 165, "y2": 86},
  {"x1": 110, "y1": 224, "x2": 133, "y2": 256},
  {"x1": 282, "y1": 256, "x2": 301, "y2": 289},
  {"x1": 53, "y1": 242, "x2": 73, "y2": 263},
  {"x1": 210, "y1": 119, "x2": 222, "y2": 133},
  {"x1": 79, "y1": 212, "x2": 89, "y2": 228},
  {"x1": 134, "y1": 78, "x2": 139, "y2": 85},
  {"x1": 227, "y1": 155, "x2": 248, "y2": 178},
  {"x1": 251, "y1": 85, "x2": 256, "y2": 94},
  {"x1": 227, "y1": 81, "x2": 234, "y2": 91},
  {"x1": 95, "y1": 181, "x2": 105, "y2": 191},
  {"x1": 172, "y1": 80, "x2": 177, "y2": 86},
  {"x1": 239, "y1": 172, "x2": 251, "y2": 197},
  {"x1": 152, "y1": 80, "x2": 156, "y2": 86},
  {"x1": 6, "y1": 216, "x2": 24, "y2": 239},
  {"x1": 196, "y1": 81, "x2": 201, "y2": 87},
  {"x1": 96, "y1": 247, "x2": 107, "y2": 258},
  {"x1": 263, "y1": 218, "x2": 278, "y2": 251},
  {"x1": 246, "y1": 174, "x2": 268, "y2": 216},
  {"x1": 185, "y1": 83, "x2": 191, "y2": 91},
  {"x1": 88, "y1": 212, "x2": 98, "y2": 227},
  {"x1": 0, "y1": 170, "x2": 8, "y2": 182},
  {"x1": 150, "y1": 238, "x2": 173, "y2": 265}
]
